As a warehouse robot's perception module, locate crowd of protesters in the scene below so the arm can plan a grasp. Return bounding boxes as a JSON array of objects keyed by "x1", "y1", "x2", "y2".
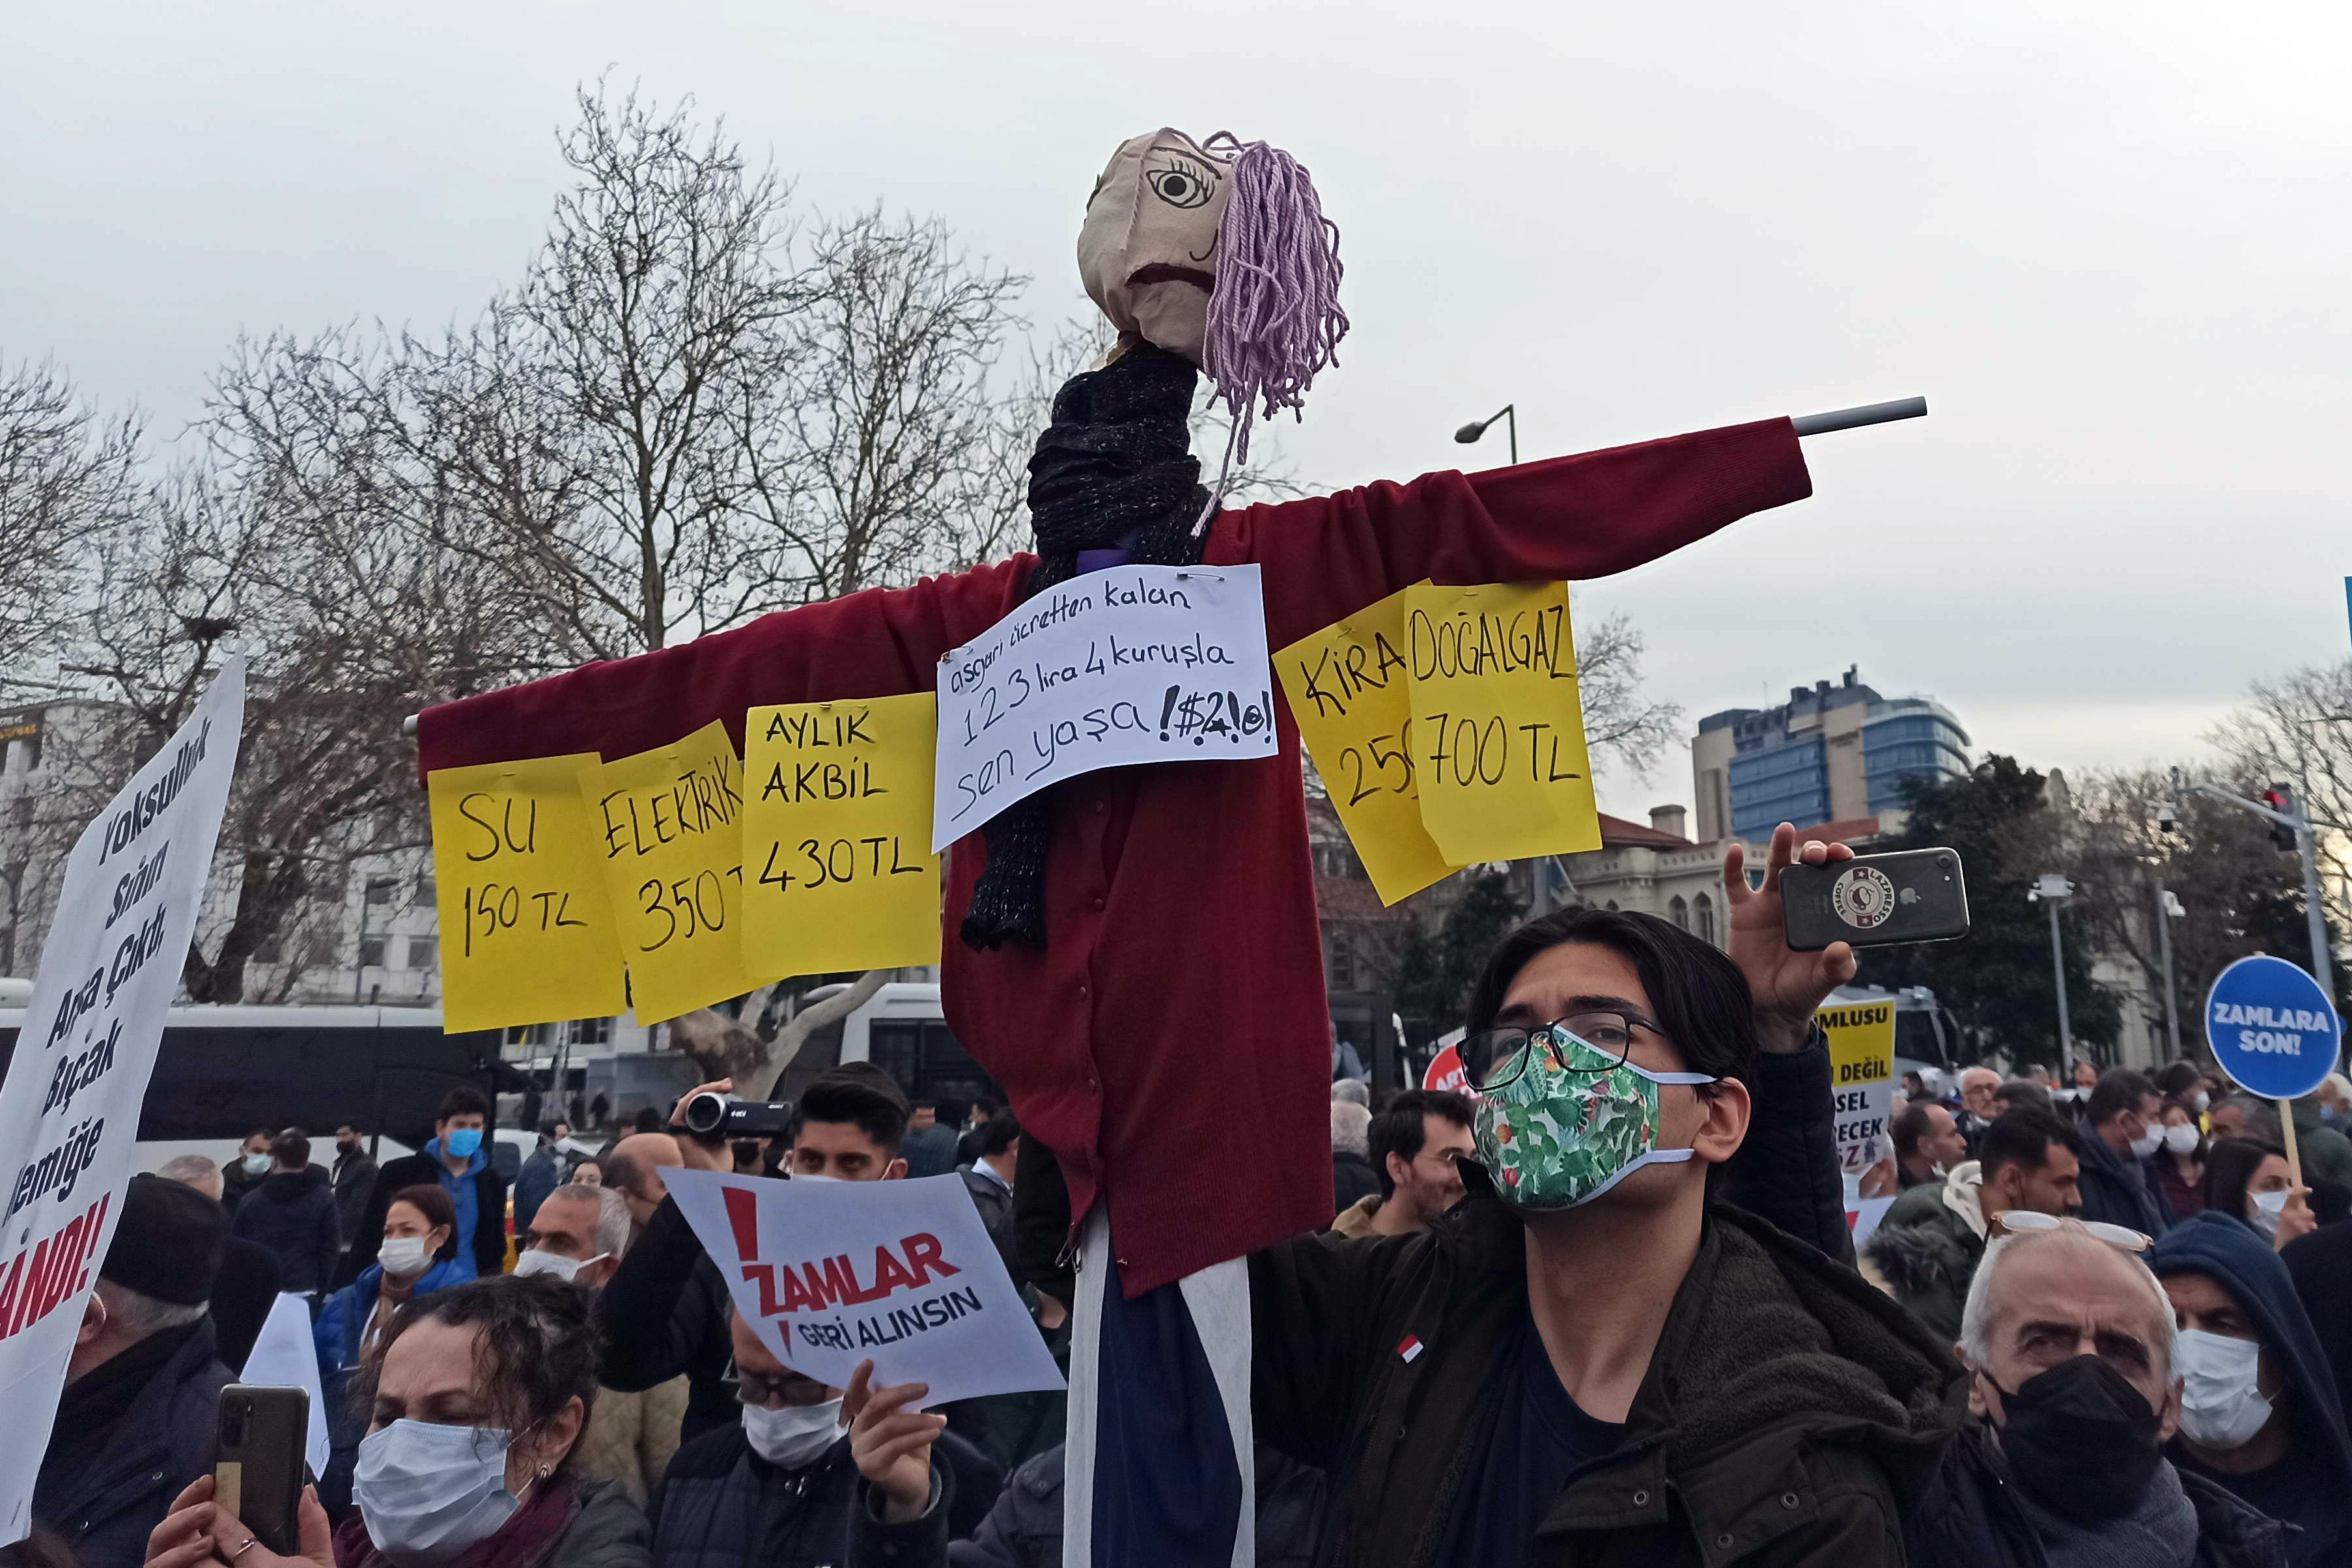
[{"x1": 18, "y1": 828, "x2": 2352, "y2": 1567}]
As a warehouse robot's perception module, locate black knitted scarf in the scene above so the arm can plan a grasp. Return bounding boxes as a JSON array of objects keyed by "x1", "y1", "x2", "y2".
[{"x1": 959, "y1": 343, "x2": 1209, "y2": 950}]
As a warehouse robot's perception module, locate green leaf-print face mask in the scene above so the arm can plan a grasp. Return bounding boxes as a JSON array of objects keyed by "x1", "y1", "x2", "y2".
[{"x1": 1472, "y1": 1028, "x2": 1716, "y2": 1212}]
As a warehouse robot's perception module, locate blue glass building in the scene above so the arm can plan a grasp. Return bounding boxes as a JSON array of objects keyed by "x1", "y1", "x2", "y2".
[{"x1": 1692, "y1": 668, "x2": 1969, "y2": 843}]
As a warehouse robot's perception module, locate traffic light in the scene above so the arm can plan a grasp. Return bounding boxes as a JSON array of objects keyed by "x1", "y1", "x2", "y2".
[{"x1": 2261, "y1": 784, "x2": 2299, "y2": 852}]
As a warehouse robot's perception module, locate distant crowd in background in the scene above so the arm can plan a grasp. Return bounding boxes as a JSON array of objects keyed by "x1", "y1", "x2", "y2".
[{"x1": 21, "y1": 886, "x2": 2352, "y2": 1568}]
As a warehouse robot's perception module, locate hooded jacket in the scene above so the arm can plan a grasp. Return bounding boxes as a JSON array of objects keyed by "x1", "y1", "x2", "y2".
[
  {"x1": 1864, "y1": 1162, "x2": 1987, "y2": 1344},
  {"x1": 1248, "y1": 1162, "x2": 1967, "y2": 1567},
  {"x1": 2151, "y1": 1211, "x2": 2352, "y2": 1567},
  {"x1": 229, "y1": 1166, "x2": 341, "y2": 1295},
  {"x1": 2281, "y1": 1223, "x2": 2352, "y2": 1435},
  {"x1": 2073, "y1": 1110, "x2": 2174, "y2": 1239}
]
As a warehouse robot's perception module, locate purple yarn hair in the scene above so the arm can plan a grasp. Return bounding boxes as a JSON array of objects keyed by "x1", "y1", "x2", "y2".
[{"x1": 1194, "y1": 133, "x2": 1349, "y2": 531}]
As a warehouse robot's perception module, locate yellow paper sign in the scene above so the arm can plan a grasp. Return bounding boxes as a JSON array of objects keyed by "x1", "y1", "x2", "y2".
[
  {"x1": 1275, "y1": 585, "x2": 1457, "y2": 904},
  {"x1": 584, "y1": 721, "x2": 757, "y2": 1024},
  {"x1": 742, "y1": 694, "x2": 943, "y2": 978},
  {"x1": 427, "y1": 755, "x2": 628, "y2": 1033},
  {"x1": 1819, "y1": 1000, "x2": 1897, "y2": 1173},
  {"x1": 1405, "y1": 580, "x2": 1601, "y2": 863}
]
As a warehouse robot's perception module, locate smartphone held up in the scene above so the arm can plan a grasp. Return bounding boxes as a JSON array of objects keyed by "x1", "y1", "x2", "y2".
[
  {"x1": 215, "y1": 1383, "x2": 310, "y2": 1555},
  {"x1": 1780, "y1": 847, "x2": 1970, "y2": 952}
]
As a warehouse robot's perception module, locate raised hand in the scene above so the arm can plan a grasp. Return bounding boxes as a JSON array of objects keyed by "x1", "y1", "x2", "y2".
[
  {"x1": 843, "y1": 1357, "x2": 945, "y2": 1523},
  {"x1": 145, "y1": 1476, "x2": 333, "y2": 1568},
  {"x1": 1724, "y1": 823, "x2": 1860, "y2": 1054},
  {"x1": 668, "y1": 1077, "x2": 736, "y2": 1172}
]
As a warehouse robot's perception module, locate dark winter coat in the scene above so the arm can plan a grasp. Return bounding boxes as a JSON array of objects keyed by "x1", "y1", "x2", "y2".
[
  {"x1": 904, "y1": 1123, "x2": 963, "y2": 1181},
  {"x1": 32, "y1": 1318, "x2": 236, "y2": 1568},
  {"x1": 1251, "y1": 1175, "x2": 1965, "y2": 1567},
  {"x1": 1331, "y1": 1151, "x2": 1381, "y2": 1218},
  {"x1": 535, "y1": 1479, "x2": 654, "y2": 1568},
  {"x1": 212, "y1": 1235, "x2": 281, "y2": 1375},
  {"x1": 864, "y1": 1440, "x2": 1324, "y2": 1568},
  {"x1": 513, "y1": 1145, "x2": 567, "y2": 1237},
  {"x1": 220, "y1": 1155, "x2": 267, "y2": 1216},
  {"x1": 2152, "y1": 1211, "x2": 2352, "y2": 1567},
  {"x1": 2282, "y1": 1222, "x2": 2352, "y2": 1430},
  {"x1": 960, "y1": 1165, "x2": 1021, "y2": 1289},
  {"x1": 2073, "y1": 1112, "x2": 2175, "y2": 1238},
  {"x1": 350, "y1": 1146, "x2": 507, "y2": 1281},
  {"x1": 1905, "y1": 1425, "x2": 2286, "y2": 1568},
  {"x1": 596, "y1": 1193, "x2": 739, "y2": 1444},
  {"x1": 229, "y1": 1167, "x2": 341, "y2": 1295},
  {"x1": 647, "y1": 1423, "x2": 1000, "y2": 1568},
  {"x1": 331, "y1": 1145, "x2": 379, "y2": 1246},
  {"x1": 1863, "y1": 1167, "x2": 1985, "y2": 1345},
  {"x1": 333, "y1": 1474, "x2": 651, "y2": 1568}
]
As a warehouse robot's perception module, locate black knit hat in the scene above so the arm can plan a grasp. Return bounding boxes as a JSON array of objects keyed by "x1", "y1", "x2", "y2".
[{"x1": 101, "y1": 1173, "x2": 225, "y2": 1305}]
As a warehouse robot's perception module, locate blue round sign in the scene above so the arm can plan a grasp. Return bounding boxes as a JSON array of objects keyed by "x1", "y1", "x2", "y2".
[{"x1": 2205, "y1": 955, "x2": 2344, "y2": 1101}]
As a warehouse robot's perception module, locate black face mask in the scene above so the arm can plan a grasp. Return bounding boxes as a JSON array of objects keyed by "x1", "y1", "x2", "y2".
[{"x1": 1988, "y1": 1354, "x2": 2164, "y2": 1521}]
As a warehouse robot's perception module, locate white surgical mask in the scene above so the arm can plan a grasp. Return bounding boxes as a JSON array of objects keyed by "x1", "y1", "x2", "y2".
[
  {"x1": 2176, "y1": 1328, "x2": 2274, "y2": 1449},
  {"x1": 2163, "y1": 1125, "x2": 2202, "y2": 1156},
  {"x1": 2192, "y1": 1090, "x2": 2211, "y2": 1113},
  {"x1": 2129, "y1": 1125, "x2": 2164, "y2": 1159},
  {"x1": 512, "y1": 1247, "x2": 604, "y2": 1283},
  {"x1": 740, "y1": 1397, "x2": 844, "y2": 1468},
  {"x1": 2250, "y1": 1188, "x2": 2292, "y2": 1240},
  {"x1": 378, "y1": 1237, "x2": 432, "y2": 1280},
  {"x1": 354, "y1": 1420, "x2": 520, "y2": 1563},
  {"x1": 243, "y1": 1153, "x2": 272, "y2": 1177}
]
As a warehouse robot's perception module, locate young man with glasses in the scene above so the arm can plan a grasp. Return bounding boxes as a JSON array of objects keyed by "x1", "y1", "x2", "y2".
[
  {"x1": 1238, "y1": 827, "x2": 1968, "y2": 1567},
  {"x1": 1334, "y1": 1089, "x2": 1477, "y2": 1239}
]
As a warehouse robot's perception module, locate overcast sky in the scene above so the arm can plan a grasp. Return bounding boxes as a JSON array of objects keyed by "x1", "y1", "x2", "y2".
[{"x1": 8, "y1": 0, "x2": 2348, "y2": 819}]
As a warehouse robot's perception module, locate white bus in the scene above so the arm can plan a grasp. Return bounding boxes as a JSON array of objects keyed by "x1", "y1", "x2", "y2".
[
  {"x1": 777, "y1": 982, "x2": 1003, "y2": 1112},
  {"x1": 0, "y1": 1003, "x2": 511, "y2": 1176}
]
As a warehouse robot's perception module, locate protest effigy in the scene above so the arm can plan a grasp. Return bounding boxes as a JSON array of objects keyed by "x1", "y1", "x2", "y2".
[{"x1": 411, "y1": 125, "x2": 1856, "y2": 1562}]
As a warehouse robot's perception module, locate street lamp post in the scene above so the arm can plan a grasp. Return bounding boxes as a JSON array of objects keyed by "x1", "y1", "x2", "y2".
[
  {"x1": 2030, "y1": 873, "x2": 2077, "y2": 1071},
  {"x1": 1454, "y1": 404, "x2": 1517, "y2": 465},
  {"x1": 2155, "y1": 883, "x2": 2184, "y2": 1061}
]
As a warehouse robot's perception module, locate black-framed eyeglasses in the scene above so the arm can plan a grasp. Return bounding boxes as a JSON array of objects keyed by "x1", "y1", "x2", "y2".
[
  {"x1": 726, "y1": 1358, "x2": 836, "y2": 1410},
  {"x1": 1457, "y1": 1011, "x2": 1664, "y2": 1091}
]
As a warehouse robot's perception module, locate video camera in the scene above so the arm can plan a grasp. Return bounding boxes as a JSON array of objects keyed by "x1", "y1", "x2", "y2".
[{"x1": 680, "y1": 1091, "x2": 795, "y2": 1140}]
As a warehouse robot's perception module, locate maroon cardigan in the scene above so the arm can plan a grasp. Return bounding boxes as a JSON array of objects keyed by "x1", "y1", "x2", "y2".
[{"x1": 416, "y1": 419, "x2": 1813, "y2": 1294}]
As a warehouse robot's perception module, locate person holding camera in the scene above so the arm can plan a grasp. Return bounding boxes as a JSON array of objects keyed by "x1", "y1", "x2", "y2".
[{"x1": 596, "y1": 1063, "x2": 912, "y2": 1444}]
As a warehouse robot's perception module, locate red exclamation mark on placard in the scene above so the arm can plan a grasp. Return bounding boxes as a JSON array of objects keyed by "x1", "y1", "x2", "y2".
[
  {"x1": 72, "y1": 1192, "x2": 110, "y2": 1293},
  {"x1": 723, "y1": 1184, "x2": 761, "y2": 1261}
]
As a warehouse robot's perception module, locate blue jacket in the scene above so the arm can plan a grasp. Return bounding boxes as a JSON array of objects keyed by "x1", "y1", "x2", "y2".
[
  {"x1": 315, "y1": 1257, "x2": 469, "y2": 1377},
  {"x1": 2151, "y1": 1212, "x2": 2352, "y2": 1567},
  {"x1": 514, "y1": 1145, "x2": 567, "y2": 1236}
]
